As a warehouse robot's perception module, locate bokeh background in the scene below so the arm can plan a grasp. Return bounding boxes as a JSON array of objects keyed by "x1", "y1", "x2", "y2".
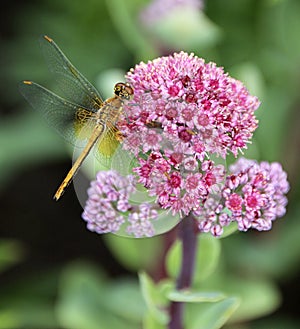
[{"x1": 0, "y1": 0, "x2": 299, "y2": 328}]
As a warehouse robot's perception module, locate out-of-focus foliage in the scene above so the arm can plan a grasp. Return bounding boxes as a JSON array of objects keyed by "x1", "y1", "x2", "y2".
[
  {"x1": 1, "y1": 0, "x2": 299, "y2": 328},
  {"x1": 56, "y1": 262, "x2": 146, "y2": 329},
  {"x1": 0, "y1": 240, "x2": 24, "y2": 273}
]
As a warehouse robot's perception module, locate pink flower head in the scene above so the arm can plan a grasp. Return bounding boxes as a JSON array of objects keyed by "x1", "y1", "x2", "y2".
[
  {"x1": 124, "y1": 52, "x2": 259, "y2": 158},
  {"x1": 82, "y1": 170, "x2": 158, "y2": 238},
  {"x1": 115, "y1": 52, "x2": 260, "y2": 218},
  {"x1": 195, "y1": 158, "x2": 290, "y2": 236}
]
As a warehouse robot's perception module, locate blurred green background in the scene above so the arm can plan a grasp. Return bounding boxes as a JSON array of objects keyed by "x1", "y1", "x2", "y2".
[{"x1": 0, "y1": 0, "x2": 299, "y2": 328}]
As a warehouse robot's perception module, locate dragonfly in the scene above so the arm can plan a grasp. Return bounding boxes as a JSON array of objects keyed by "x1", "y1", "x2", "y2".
[{"x1": 19, "y1": 35, "x2": 134, "y2": 201}]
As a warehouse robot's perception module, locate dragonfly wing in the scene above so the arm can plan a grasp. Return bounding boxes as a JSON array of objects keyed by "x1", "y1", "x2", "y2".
[
  {"x1": 40, "y1": 35, "x2": 103, "y2": 111},
  {"x1": 19, "y1": 81, "x2": 96, "y2": 146},
  {"x1": 91, "y1": 124, "x2": 119, "y2": 169},
  {"x1": 93, "y1": 124, "x2": 138, "y2": 172}
]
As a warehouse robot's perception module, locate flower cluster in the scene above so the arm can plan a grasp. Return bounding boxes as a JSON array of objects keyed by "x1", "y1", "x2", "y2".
[
  {"x1": 195, "y1": 158, "x2": 290, "y2": 236},
  {"x1": 123, "y1": 52, "x2": 259, "y2": 159},
  {"x1": 82, "y1": 52, "x2": 289, "y2": 238},
  {"x1": 82, "y1": 170, "x2": 158, "y2": 238},
  {"x1": 134, "y1": 155, "x2": 225, "y2": 216},
  {"x1": 116, "y1": 52, "x2": 259, "y2": 217}
]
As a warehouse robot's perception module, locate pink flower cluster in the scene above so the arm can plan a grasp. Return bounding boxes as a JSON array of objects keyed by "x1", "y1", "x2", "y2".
[
  {"x1": 195, "y1": 158, "x2": 290, "y2": 236},
  {"x1": 82, "y1": 52, "x2": 289, "y2": 238},
  {"x1": 82, "y1": 171, "x2": 158, "y2": 238},
  {"x1": 134, "y1": 155, "x2": 225, "y2": 216},
  {"x1": 116, "y1": 52, "x2": 260, "y2": 219},
  {"x1": 123, "y1": 52, "x2": 259, "y2": 159}
]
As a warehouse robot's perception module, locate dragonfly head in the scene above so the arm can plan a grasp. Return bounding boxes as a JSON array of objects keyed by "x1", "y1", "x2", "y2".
[{"x1": 114, "y1": 82, "x2": 134, "y2": 101}]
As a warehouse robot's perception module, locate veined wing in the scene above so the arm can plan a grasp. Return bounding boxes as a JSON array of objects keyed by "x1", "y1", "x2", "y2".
[
  {"x1": 40, "y1": 35, "x2": 103, "y2": 111},
  {"x1": 19, "y1": 80, "x2": 96, "y2": 146},
  {"x1": 93, "y1": 123, "x2": 121, "y2": 168},
  {"x1": 91, "y1": 125, "x2": 138, "y2": 172}
]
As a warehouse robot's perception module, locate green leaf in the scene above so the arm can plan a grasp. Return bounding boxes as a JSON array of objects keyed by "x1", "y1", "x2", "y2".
[
  {"x1": 103, "y1": 279, "x2": 146, "y2": 322},
  {"x1": 219, "y1": 221, "x2": 238, "y2": 239},
  {"x1": 199, "y1": 270, "x2": 281, "y2": 322},
  {"x1": 56, "y1": 261, "x2": 142, "y2": 329},
  {"x1": 104, "y1": 234, "x2": 163, "y2": 271},
  {"x1": 143, "y1": 312, "x2": 167, "y2": 329},
  {"x1": 166, "y1": 234, "x2": 221, "y2": 284},
  {"x1": 195, "y1": 235, "x2": 221, "y2": 282},
  {"x1": 167, "y1": 290, "x2": 225, "y2": 303},
  {"x1": 186, "y1": 297, "x2": 240, "y2": 329},
  {"x1": 138, "y1": 272, "x2": 169, "y2": 325},
  {"x1": 224, "y1": 278, "x2": 281, "y2": 322}
]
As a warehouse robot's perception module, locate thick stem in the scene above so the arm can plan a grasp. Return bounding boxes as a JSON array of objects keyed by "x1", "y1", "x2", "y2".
[{"x1": 168, "y1": 214, "x2": 198, "y2": 329}]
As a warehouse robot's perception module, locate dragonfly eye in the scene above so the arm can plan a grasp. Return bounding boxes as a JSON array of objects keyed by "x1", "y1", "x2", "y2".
[{"x1": 114, "y1": 82, "x2": 134, "y2": 100}]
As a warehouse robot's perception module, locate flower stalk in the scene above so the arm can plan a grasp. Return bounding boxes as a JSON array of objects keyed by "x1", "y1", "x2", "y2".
[{"x1": 169, "y1": 214, "x2": 198, "y2": 329}]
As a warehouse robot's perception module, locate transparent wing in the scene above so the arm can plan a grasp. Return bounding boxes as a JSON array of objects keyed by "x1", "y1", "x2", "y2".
[
  {"x1": 40, "y1": 35, "x2": 103, "y2": 111},
  {"x1": 19, "y1": 80, "x2": 96, "y2": 146},
  {"x1": 91, "y1": 124, "x2": 120, "y2": 168},
  {"x1": 91, "y1": 124, "x2": 138, "y2": 172}
]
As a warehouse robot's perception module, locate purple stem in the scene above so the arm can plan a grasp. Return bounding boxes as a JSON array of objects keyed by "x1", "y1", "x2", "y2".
[{"x1": 168, "y1": 214, "x2": 198, "y2": 329}]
